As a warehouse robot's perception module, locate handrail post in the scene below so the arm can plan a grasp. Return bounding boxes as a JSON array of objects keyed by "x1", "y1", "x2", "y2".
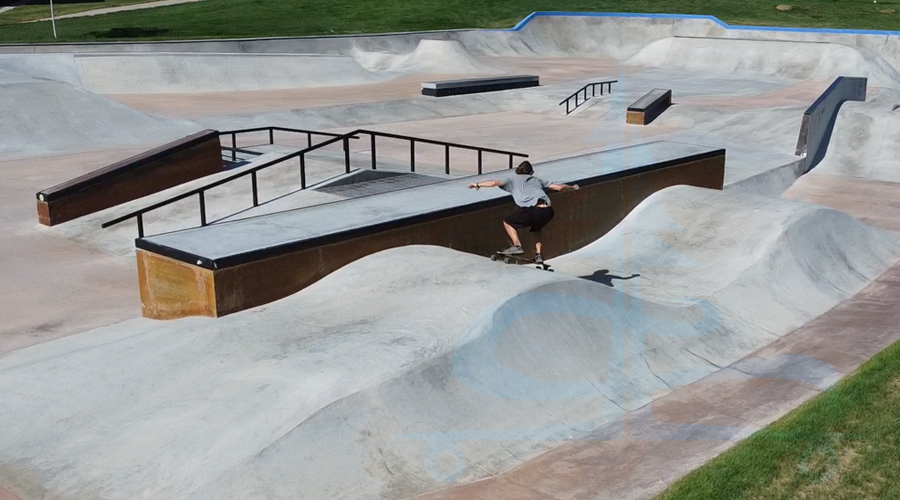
[
  {"x1": 477, "y1": 150, "x2": 483, "y2": 175},
  {"x1": 231, "y1": 133, "x2": 236, "y2": 162},
  {"x1": 343, "y1": 137, "x2": 350, "y2": 174},
  {"x1": 370, "y1": 133, "x2": 376, "y2": 170},
  {"x1": 410, "y1": 139, "x2": 415, "y2": 173},
  {"x1": 199, "y1": 191, "x2": 207, "y2": 226},
  {"x1": 509, "y1": 154, "x2": 513, "y2": 169},
  {"x1": 137, "y1": 214, "x2": 144, "y2": 238},
  {"x1": 445, "y1": 145, "x2": 450, "y2": 175},
  {"x1": 300, "y1": 153, "x2": 306, "y2": 189},
  {"x1": 307, "y1": 132, "x2": 312, "y2": 148},
  {"x1": 269, "y1": 128, "x2": 274, "y2": 145},
  {"x1": 251, "y1": 170, "x2": 259, "y2": 207}
]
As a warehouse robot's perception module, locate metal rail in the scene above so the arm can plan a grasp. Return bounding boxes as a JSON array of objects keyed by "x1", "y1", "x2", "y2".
[
  {"x1": 560, "y1": 80, "x2": 617, "y2": 115},
  {"x1": 104, "y1": 129, "x2": 528, "y2": 238},
  {"x1": 219, "y1": 126, "x2": 350, "y2": 162}
]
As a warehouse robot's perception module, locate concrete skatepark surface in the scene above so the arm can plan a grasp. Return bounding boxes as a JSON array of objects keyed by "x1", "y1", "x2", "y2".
[{"x1": 3, "y1": 11, "x2": 900, "y2": 500}]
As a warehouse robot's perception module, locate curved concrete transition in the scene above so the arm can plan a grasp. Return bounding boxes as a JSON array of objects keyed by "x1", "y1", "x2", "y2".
[
  {"x1": 4, "y1": 10, "x2": 900, "y2": 500},
  {"x1": 352, "y1": 39, "x2": 496, "y2": 74}
]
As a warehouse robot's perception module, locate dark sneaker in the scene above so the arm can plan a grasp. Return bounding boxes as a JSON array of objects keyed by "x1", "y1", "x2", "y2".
[
  {"x1": 534, "y1": 253, "x2": 544, "y2": 264},
  {"x1": 500, "y1": 245, "x2": 524, "y2": 255}
]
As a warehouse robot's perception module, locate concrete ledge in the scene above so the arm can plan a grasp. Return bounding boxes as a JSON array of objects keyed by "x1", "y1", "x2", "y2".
[
  {"x1": 36, "y1": 129, "x2": 222, "y2": 226},
  {"x1": 626, "y1": 88, "x2": 672, "y2": 125},
  {"x1": 422, "y1": 75, "x2": 539, "y2": 97},
  {"x1": 134, "y1": 141, "x2": 724, "y2": 319}
]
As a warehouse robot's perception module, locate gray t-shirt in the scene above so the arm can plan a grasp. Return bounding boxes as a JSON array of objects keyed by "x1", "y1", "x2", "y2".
[{"x1": 499, "y1": 174, "x2": 552, "y2": 207}]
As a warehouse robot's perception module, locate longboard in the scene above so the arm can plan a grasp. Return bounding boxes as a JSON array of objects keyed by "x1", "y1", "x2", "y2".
[{"x1": 490, "y1": 252, "x2": 553, "y2": 271}]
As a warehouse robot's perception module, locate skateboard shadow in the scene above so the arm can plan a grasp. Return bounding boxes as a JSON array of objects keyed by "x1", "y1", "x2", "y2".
[{"x1": 580, "y1": 269, "x2": 640, "y2": 288}]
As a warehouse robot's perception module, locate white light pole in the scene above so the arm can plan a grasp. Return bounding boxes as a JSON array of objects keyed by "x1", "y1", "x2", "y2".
[{"x1": 49, "y1": 0, "x2": 57, "y2": 38}]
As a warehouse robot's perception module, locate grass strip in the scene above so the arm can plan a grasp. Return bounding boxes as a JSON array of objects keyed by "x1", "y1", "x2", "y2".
[
  {"x1": 654, "y1": 337, "x2": 900, "y2": 500},
  {"x1": 0, "y1": 0, "x2": 899, "y2": 43}
]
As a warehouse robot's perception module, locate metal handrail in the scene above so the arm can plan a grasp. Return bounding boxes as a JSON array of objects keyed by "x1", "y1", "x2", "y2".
[
  {"x1": 560, "y1": 80, "x2": 617, "y2": 115},
  {"x1": 104, "y1": 128, "x2": 528, "y2": 238},
  {"x1": 103, "y1": 133, "x2": 355, "y2": 237},
  {"x1": 218, "y1": 126, "x2": 352, "y2": 162},
  {"x1": 357, "y1": 129, "x2": 528, "y2": 175}
]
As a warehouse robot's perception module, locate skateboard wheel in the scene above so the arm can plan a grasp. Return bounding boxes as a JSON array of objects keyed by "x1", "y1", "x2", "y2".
[{"x1": 490, "y1": 254, "x2": 500, "y2": 261}]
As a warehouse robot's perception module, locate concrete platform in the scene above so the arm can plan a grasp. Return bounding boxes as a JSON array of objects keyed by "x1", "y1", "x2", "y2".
[
  {"x1": 139, "y1": 141, "x2": 719, "y2": 268},
  {"x1": 135, "y1": 140, "x2": 724, "y2": 318}
]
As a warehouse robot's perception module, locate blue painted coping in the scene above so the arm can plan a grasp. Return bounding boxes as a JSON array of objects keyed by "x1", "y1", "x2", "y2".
[{"x1": 496, "y1": 11, "x2": 900, "y2": 37}]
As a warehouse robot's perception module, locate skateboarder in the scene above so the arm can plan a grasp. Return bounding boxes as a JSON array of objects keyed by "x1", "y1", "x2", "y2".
[{"x1": 468, "y1": 160, "x2": 579, "y2": 264}]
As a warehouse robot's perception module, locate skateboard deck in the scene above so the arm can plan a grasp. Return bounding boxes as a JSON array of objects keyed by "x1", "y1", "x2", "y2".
[{"x1": 491, "y1": 252, "x2": 553, "y2": 271}]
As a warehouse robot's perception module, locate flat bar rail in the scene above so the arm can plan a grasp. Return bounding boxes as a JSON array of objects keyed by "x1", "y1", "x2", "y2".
[
  {"x1": 104, "y1": 129, "x2": 528, "y2": 238},
  {"x1": 560, "y1": 80, "x2": 617, "y2": 115}
]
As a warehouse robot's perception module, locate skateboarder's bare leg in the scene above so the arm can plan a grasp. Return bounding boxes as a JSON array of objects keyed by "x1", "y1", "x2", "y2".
[
  {"x1": 533, "y1": 230, "x2": 543, "y2": 255},
  {"x1": 503, "y1": 222, "x2": 522, "y2": 247}
]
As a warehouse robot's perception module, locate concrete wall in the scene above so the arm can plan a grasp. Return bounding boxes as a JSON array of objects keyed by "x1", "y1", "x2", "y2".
[
  {"x1": 36, "y1": 129, "x2": 222, "y2": 226},
  {"x1": 795, "y1": 76, "x2": 867, "y2": 172},
  {"x1": 136, "y1": 152, "x2": 725, "y2": 319}
]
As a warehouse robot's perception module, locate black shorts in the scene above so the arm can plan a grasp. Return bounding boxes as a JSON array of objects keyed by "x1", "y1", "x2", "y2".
[{"x1": 504, "y1": 206, "x2": 555, "y2": 232}]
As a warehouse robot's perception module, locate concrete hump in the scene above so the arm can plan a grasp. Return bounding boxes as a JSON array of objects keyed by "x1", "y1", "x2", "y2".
[
  {"x1": 352, "y1": 39, "x2": 494, "y2": 74},
  {"x1": 553, "y1": 185, "x2": 900, "y2": 319},
  {"x1": 0, "y1": 81, "x2": 201, "y2": 159},
  {"x1": 73, "y1": 53, "x2": 384, "y2": 94},
  {"x1": 0, "y1": 53, "x2": 82, "y2": 86},
  {"x1": 625, "y1": 36, "x2": 900, "y2": 85}
]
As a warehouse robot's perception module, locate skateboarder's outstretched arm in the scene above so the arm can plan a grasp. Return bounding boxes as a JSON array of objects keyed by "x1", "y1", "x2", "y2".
[
  {"x1": 468, "y1": 180, "x2": 580, "y2": 191},
  {"x1": 468, "y1": 180, "x2": 503, "y2": 190},
  {"x1": 547, "y1": 183, "x2": 580, "y2": 192}
]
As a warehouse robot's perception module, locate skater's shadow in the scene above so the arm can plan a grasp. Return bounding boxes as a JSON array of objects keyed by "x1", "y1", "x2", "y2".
[{"x1": 580, "y1": 269, "x2": 640, "y2": 287}]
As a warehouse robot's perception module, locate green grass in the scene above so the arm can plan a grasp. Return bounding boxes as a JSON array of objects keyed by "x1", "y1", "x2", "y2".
[
  {"x1": 0, "y1": 0, "x2": 165, "y2": 24},
  {"x1": 653, "y1": 338, "x2": 900, "y2": 500},
  {"x1": 0, "y1": 0, "x2": 899, "y2": 43}
]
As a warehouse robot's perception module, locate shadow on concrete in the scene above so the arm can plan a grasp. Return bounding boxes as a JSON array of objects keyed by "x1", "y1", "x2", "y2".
[
  {"x1": 580, "y1": 269, "x2": 640, "y2": 287},
  {"x1": 88, "y1": 27, "x2": 169, "y2": 38}
]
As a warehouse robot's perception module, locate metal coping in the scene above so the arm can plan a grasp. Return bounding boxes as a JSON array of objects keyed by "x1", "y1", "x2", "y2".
[
  {"x1": 135, "y1": 147, "x2": 725, "y2": 271},
  {"x1": 504, "y1": 12, "x2": 900, "y2": 36}
]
